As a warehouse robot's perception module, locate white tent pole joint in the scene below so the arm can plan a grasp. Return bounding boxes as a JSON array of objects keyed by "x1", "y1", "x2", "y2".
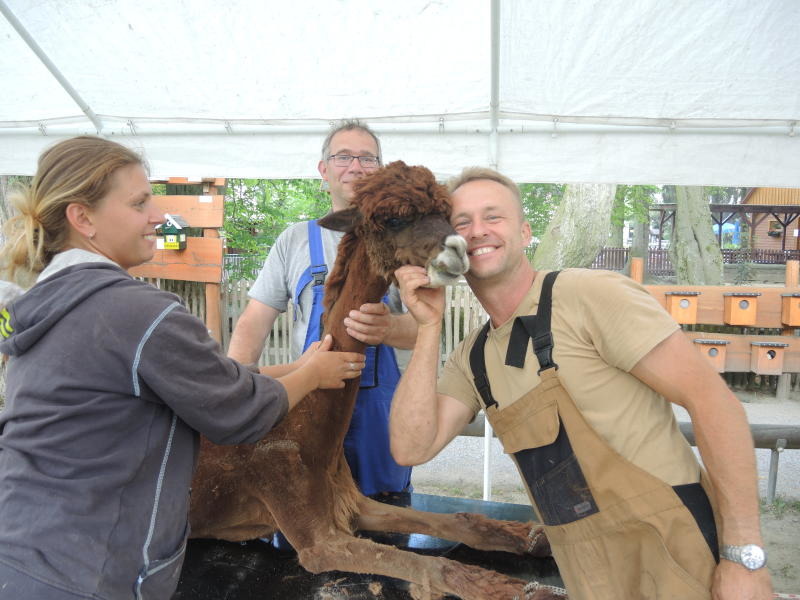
[{"x1": 0, "y1": 0, "x2": 104, "y2": 134}]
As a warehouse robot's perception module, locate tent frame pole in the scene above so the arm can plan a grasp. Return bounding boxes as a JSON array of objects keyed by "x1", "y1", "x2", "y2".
[
  {"x1": 488, "y1": 0, "x2": 501, "y2": 170},
  {"x1": 0, "y1": 0, "x2": 104, "y2": 134},
  {"x1": 482, "y1": 0, "x2": 502, "y2": 503}
]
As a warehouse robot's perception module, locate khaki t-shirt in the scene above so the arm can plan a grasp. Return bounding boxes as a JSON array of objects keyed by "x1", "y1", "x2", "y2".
[{"x1": 438, "y1": 268, "x2": 700, "y2": 486}]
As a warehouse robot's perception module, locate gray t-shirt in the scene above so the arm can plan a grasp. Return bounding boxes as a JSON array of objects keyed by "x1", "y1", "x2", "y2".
[{"x1": 249, "y1": 220, "x2": 409, "y2": 366}]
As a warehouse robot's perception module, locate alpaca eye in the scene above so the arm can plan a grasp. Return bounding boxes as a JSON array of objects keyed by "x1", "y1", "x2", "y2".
[{"x1": 385, "y1": 217, "x2": 407, "y2": 230}]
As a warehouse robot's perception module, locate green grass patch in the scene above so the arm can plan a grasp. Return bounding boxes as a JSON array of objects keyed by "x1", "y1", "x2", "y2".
[{"x1": 761, "y1": 495, "x2": 800, "y2": 518}]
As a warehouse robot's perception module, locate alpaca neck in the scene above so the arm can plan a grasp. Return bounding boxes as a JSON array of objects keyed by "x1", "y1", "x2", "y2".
[{"x1": 323, "y1": 242, "x2": 389, "y2": 353}]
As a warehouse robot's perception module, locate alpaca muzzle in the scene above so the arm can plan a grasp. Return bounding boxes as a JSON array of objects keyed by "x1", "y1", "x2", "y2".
[{"x1": 426, "y1": 234, "x2": 469, "y2": 288}]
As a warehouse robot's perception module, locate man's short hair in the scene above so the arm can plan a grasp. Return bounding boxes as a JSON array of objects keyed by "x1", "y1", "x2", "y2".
[
  {"x1": 321, "y1": 119, "x2": 382, "y2": 162},
  {"x1": 447, "y1": 166, "x2": 523, "y2": 206}
]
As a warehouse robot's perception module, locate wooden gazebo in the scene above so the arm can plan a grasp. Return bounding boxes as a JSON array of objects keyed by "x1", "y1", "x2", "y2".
[{"x1": 652, "y1": 189, "x2": 800, "y2": 252}]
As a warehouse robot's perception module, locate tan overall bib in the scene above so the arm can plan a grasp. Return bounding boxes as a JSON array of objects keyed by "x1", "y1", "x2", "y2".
[{"x1": 470, "y1": 271, "x2": 718, "y2": 600}]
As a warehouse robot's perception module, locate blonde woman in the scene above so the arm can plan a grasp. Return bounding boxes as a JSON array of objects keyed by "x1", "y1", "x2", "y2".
[{"x1": 0, "y1": 136, "x2": 364, "y2": 600}]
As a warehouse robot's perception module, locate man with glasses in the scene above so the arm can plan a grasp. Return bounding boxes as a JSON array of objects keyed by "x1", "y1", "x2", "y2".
[{"x1": 228, "y1": 120, "x2": 416, "y2": 517}]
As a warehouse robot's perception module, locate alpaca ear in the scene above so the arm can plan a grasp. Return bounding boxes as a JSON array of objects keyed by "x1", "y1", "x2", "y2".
[{"x1": 318, "y1": 207, "x2": 362, "y2": 233}]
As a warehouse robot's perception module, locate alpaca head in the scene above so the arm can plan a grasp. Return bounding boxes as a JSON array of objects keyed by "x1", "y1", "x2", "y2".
[{"x1": 318, "y1": 161, "x2": 469, "y2": 287}]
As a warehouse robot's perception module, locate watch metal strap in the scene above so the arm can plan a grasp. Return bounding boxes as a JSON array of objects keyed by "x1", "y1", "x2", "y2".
[
  {"x1": 720, "y1": 544, "x2": 740, "y2": 562},
  {"x1": 720, "y1": 544, "x2": 766, "y2": 569}
]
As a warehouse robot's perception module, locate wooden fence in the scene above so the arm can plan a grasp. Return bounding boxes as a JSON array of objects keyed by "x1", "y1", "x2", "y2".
[
  {"x1": 155, "y1": 271, "x2": 799, "y2": 390},
  {"x1": 225, "y1": 248, "x2": 800, "y2": 286},
  {"x1": 589, "y1": 247, "x2": 800, "y2": 277},
  {"x1": 214, "y1": 279, "x2": 487, "y2": 368}
]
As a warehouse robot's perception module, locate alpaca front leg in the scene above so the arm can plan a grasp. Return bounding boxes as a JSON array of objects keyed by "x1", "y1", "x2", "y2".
[
  {"x1": 298, "y1": 536, "x2": 566, "y2": 600},
  {"x1": 355, "y1": 496, "x2": 551, "y2": 557}
]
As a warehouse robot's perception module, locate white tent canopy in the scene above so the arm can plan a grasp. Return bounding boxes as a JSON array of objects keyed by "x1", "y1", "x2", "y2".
[{"x1": 1, "y1": 0, "x2": 798, "y2": 186}]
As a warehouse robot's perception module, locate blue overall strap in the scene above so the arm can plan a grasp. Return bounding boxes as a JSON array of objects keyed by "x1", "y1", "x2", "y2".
[
  {"x1": 294, "y1": 220, "x2": 328, "y2": 349},
  {"x1": 357, "y1": 292, "x2": 391, "y2": 389},
  {"x1": 345, "y1": 341, "x2": 411, "y2": 496}
]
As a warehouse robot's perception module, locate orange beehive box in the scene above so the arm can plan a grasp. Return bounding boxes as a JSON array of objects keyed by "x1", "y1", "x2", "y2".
[
  {"x1": 664, "y1": 291, "x2": 701, "y2": 324},
  {"x1": 693, "y1": 339, "x2": 730, "y2": 373},
  {"x1": 723, "y1": 292, "x2": 761, "y2": 326}
]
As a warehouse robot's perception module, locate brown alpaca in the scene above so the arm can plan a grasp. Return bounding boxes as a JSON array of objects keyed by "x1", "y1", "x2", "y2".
[{"x1": 188, "y1": 161, "x2": 566, "y2": 600}]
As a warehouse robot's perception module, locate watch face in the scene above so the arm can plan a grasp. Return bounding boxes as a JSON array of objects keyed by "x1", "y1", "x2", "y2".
[{"x1": 741, "y1": 544, "x2": 766, "y2": 570}]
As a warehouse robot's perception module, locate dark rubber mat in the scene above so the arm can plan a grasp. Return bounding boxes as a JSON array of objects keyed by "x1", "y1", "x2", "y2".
[{"x1": 174, "y1": 493, "x2": 562, "y2": 599}]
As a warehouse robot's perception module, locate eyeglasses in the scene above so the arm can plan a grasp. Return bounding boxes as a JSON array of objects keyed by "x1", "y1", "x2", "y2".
[{"x1": 327, "y1": 154, "x2": 381, "y2": 169}]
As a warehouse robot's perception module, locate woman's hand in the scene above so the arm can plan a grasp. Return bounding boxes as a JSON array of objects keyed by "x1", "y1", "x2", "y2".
[
  {"x1": 299, "y1": 334, "x2": 365, "y2": 389},
  {"x1": 293, "y1": 338, "x2": 323, "y2": 370}
]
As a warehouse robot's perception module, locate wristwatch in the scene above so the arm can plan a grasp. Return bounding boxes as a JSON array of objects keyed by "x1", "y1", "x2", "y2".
[{"x1": 720, "y1": 544, "x2": 767, "y2": 570}]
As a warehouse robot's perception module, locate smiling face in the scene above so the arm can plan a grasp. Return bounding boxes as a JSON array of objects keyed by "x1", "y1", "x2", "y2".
[
  {"x1": 318, "y1": 128, "x2": 381, "y2": 212},
  {"x1": 84, "y1": 164, "x2": 164, "y2": 269},
  {"x1": 450, "y1": 179, "x2": 532, "y2": 285}
]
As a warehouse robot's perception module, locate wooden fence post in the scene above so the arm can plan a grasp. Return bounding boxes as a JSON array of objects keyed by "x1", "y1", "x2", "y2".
[
  {"x1": 202, "y1": 179, "x2": 224, "y2": 342},
  {"x1": 777, "y1": 259, "x2": 799, "y2": 399},
  {"x1": 629, "y1": 257, "x2": 644, "y2": 283},
  {"x1": 785, "y1": 260, "x2": 799, "y2": 288}
]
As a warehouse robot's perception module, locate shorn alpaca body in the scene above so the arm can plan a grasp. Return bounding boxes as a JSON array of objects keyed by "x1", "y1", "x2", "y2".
[{"x1": 189, "y1": 162, "x2": 566, "y2": 600}]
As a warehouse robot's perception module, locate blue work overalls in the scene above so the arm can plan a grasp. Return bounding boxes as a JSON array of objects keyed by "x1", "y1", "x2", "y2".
[{"x1": 293, "y1": 220, "x2": 412, "y2": 496}]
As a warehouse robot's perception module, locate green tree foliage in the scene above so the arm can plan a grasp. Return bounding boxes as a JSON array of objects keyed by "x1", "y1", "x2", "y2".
[
  {"x1": 223, "y1": 179, "x2": 330, "y2": 279},
  {"x1": 706, "y1": 186, "x2": 748, "y2": 205},
  {"x1": 518, "y1": 183, "x2": 564, "y2": 260},
  {"x1": 519, "y1": 183, "x2": 565, "y2": 240},
  {"x1": 222, "y1": 179, "x2": 566, "y2": 276},
  {"x1": 611, "y1": 185, "x2": 659, "y2": 229},
  {"x1": 609, "y1": 184, "x2": 660, "y2": 251}
]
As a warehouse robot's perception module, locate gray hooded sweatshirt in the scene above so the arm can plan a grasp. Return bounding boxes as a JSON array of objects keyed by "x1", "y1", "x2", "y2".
[{"x1": 0, "y1": 256, "x2": 288, "y2": 599}]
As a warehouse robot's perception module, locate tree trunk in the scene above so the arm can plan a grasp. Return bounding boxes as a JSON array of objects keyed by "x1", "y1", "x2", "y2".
[
  {"x1": 608, "y1": 223, "x2": 624, "y2": 247},
  {"x1": 669, "y1": 186, "x2": 723, "y2": 285},
  {"x1": 0, "y1": 176, "x2": 11, "y2": 226},
  {"x1": 532, "y1": 183, "x2": 617, "y2": 270},
  {"x1": 625, "y1": 219, "x2": 650, "y2": 278},
  {"x1": 0, "y1": 176, "x2": 27, "y2": 227}
]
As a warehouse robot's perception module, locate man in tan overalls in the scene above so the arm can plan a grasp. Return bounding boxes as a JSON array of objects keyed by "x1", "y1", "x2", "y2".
[{"x1": 389, "y1": 167, "x2": 773, "y2": 600}]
